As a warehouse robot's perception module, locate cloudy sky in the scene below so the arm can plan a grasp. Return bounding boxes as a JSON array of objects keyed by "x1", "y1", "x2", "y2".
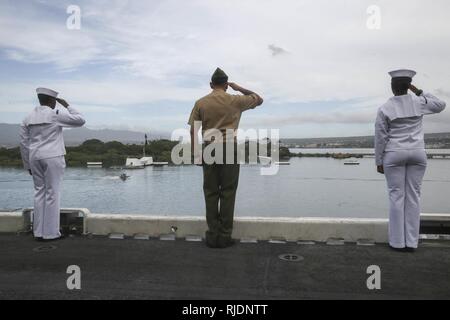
[{"x1": 0, "y1": 0, "x2": 449, "y2": 138}]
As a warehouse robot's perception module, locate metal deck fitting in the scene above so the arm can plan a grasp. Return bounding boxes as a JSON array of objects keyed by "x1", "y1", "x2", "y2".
[
  {"x1": 326, "y1": 238, "x2": 345, "y2": 246},
  {"x1": 134, "y1": 234, "x2": 150, "y2": 240},
  {"x1": 109, "y1": 233, "x2": 125, "y2": 240},
  {"x1": 160, "y1": 234, "x2": 176, "y2": 241}
]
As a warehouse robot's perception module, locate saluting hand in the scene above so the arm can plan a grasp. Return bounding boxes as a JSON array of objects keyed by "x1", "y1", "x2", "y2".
[
  {"x1": 56, "y1": 98, "x2": 70, "y2": 108},
  {"x1": 409, "y1": 84, "x2": 420, "y2": 95},
  {"x1": 377, "y1": 165, "x2": 384, "y2": 174},
  {"x1": 228, "y1": 82, "x2": 241, "y2": 91}
]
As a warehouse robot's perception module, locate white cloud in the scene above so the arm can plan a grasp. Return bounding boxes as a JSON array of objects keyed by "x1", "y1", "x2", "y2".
[{"x1": 0, "y1": 0, "x2": 449, "y2": 136}]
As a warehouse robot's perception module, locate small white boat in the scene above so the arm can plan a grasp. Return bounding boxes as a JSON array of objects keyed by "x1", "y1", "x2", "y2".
[
  {"x1": 87, "y1": 162, "x2": 102, "y2": 168},
  {"x1": 344, "y1": 160, "x2": 360, "y2": 165},
  {"x1": 119, "y1": 173, "x2": 130, "y2": 181},
  {"x1": 153, "y1": 162, "x2": 169, "y2": 167}
]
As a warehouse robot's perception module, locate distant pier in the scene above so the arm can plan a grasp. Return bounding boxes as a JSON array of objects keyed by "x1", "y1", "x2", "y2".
[
  {"x1": 357, "y1": 153, "x2": 450, "y2": 159},
  {"x1": 290, "y1": 150, "x2": 450, "y2": 160}
]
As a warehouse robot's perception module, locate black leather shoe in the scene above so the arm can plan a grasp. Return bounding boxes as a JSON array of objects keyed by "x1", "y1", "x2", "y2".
[
  {"x1": 405, "y1": 247, "x2": 416, "y2": 253},
  {"x1": 34, "y1": 237, "x2": 44, "y2": 242}
]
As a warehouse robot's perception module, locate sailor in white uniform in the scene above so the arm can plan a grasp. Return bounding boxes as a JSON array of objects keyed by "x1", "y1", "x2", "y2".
[
  {"x1": 375, "y1": 70, "x2": 446, "y2": 252},
  {"x1": 20, "y1": 88, "x2": 86, "y2": 241}
]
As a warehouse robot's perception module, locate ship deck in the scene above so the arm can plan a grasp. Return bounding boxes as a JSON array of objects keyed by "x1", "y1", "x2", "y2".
[{"x1": 0, "y1": 234, "x2": 449, "y2": 300}]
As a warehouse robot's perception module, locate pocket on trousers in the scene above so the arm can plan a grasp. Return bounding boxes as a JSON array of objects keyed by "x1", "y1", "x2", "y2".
[{"x1": 60, "y1": 156, "x2": 67, "y2": 169}]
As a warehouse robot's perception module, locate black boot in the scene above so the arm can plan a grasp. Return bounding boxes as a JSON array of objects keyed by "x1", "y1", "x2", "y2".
[
  {"x1": 205, "y1": 231, "x2": 219, "y2": 248},
  {"x1": 217, "y1": 235, "x2": 235, "y2": 248}
]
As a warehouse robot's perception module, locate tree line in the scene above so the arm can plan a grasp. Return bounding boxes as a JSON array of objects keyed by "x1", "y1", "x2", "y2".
[
  {"x1": 0, "y1": 139, "x2": 177, "y2": 167},
  {"x1": 0, "y1": 139, "x2": 291, "y2": 167}
]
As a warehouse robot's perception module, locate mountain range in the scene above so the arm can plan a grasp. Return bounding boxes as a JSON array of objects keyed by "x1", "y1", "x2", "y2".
[
  {"x1": 282, "y1": 132, "x2": 450, "y2": 148},
  {"x1": 0, "y1": 123, "x2": 168, "y2": 147},
  {"x1": 2, "y1": 123, "x2": 450, "y2": 148}
]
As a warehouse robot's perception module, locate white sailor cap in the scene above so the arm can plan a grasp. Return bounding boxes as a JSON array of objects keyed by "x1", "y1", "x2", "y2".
[
  {"x1": 388, "y1": 69, "x2": 417, "y2": 79},
  {"x1": 36, "y1": 87, "x2": 58, "y2": 98}
]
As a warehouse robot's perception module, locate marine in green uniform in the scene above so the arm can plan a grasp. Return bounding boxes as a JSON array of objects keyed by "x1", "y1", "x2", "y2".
[{"x1": 188, "y1": 68, "x2": 264, "y2": 248}]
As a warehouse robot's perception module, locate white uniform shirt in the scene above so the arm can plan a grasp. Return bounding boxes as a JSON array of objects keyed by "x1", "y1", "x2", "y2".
[
  {"x1": 374, "y1": 93, "x2": 446, "y2": 165},
  {"x1": 20, "y1": 105, "x2": 86, "y2": 170}
]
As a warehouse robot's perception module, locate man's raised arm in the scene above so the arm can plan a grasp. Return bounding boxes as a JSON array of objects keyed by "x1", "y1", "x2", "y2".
[
  {"x1": 228, "y1": 82, "x2": 264, "y2": 106},
  {"x1": 55, "y1": 98, "x2": 86, "y2": 128}
]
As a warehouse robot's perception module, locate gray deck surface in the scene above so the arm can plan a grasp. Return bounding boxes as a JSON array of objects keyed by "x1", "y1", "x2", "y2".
[{"x1": 0, "y1": 234, "x2": 449, "y2": 300}]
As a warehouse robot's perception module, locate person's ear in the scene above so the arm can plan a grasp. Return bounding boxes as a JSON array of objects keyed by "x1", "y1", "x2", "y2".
[{"x1": 210, "y1": 82, "x2": 214, "y2": 89}]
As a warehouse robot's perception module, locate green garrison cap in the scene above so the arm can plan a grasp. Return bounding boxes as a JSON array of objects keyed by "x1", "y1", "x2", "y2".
[{"x1": 211, "y1": 67, "x2": 228, "y2": 84}]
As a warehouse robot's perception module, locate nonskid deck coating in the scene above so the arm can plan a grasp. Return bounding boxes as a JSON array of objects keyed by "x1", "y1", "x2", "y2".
[{"x1": 0, "y1": 234, "x2": 449, "y2": 300}]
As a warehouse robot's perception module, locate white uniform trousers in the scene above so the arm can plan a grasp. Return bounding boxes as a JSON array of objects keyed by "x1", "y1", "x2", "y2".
[
  {"x1": 30, "y1": 156, "x2": 66, "y2": 239},
  {"x1": 383, "y1": 150, "x2": 427, "y2": 249}
]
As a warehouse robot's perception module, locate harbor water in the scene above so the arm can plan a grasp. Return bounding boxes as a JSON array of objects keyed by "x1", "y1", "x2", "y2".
[{"x1": 1, "y1": 149, "x2": 450, "y2": 218}]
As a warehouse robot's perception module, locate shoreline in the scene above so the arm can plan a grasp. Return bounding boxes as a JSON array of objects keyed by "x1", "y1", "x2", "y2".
[{"x1": 4, "y1": 151, "x2": 450, "y2": 168}]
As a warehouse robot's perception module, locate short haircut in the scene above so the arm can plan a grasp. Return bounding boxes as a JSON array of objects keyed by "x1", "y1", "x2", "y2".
[
  {"x1": 391, "y1": 77, "x2": 411, "y2": 93},
  {"x1": 211, "y1": 76, "x2": 228, "y2": 86},
  {"x1": 37, "y1": 94, "x2": 55, "y2": 106}
]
